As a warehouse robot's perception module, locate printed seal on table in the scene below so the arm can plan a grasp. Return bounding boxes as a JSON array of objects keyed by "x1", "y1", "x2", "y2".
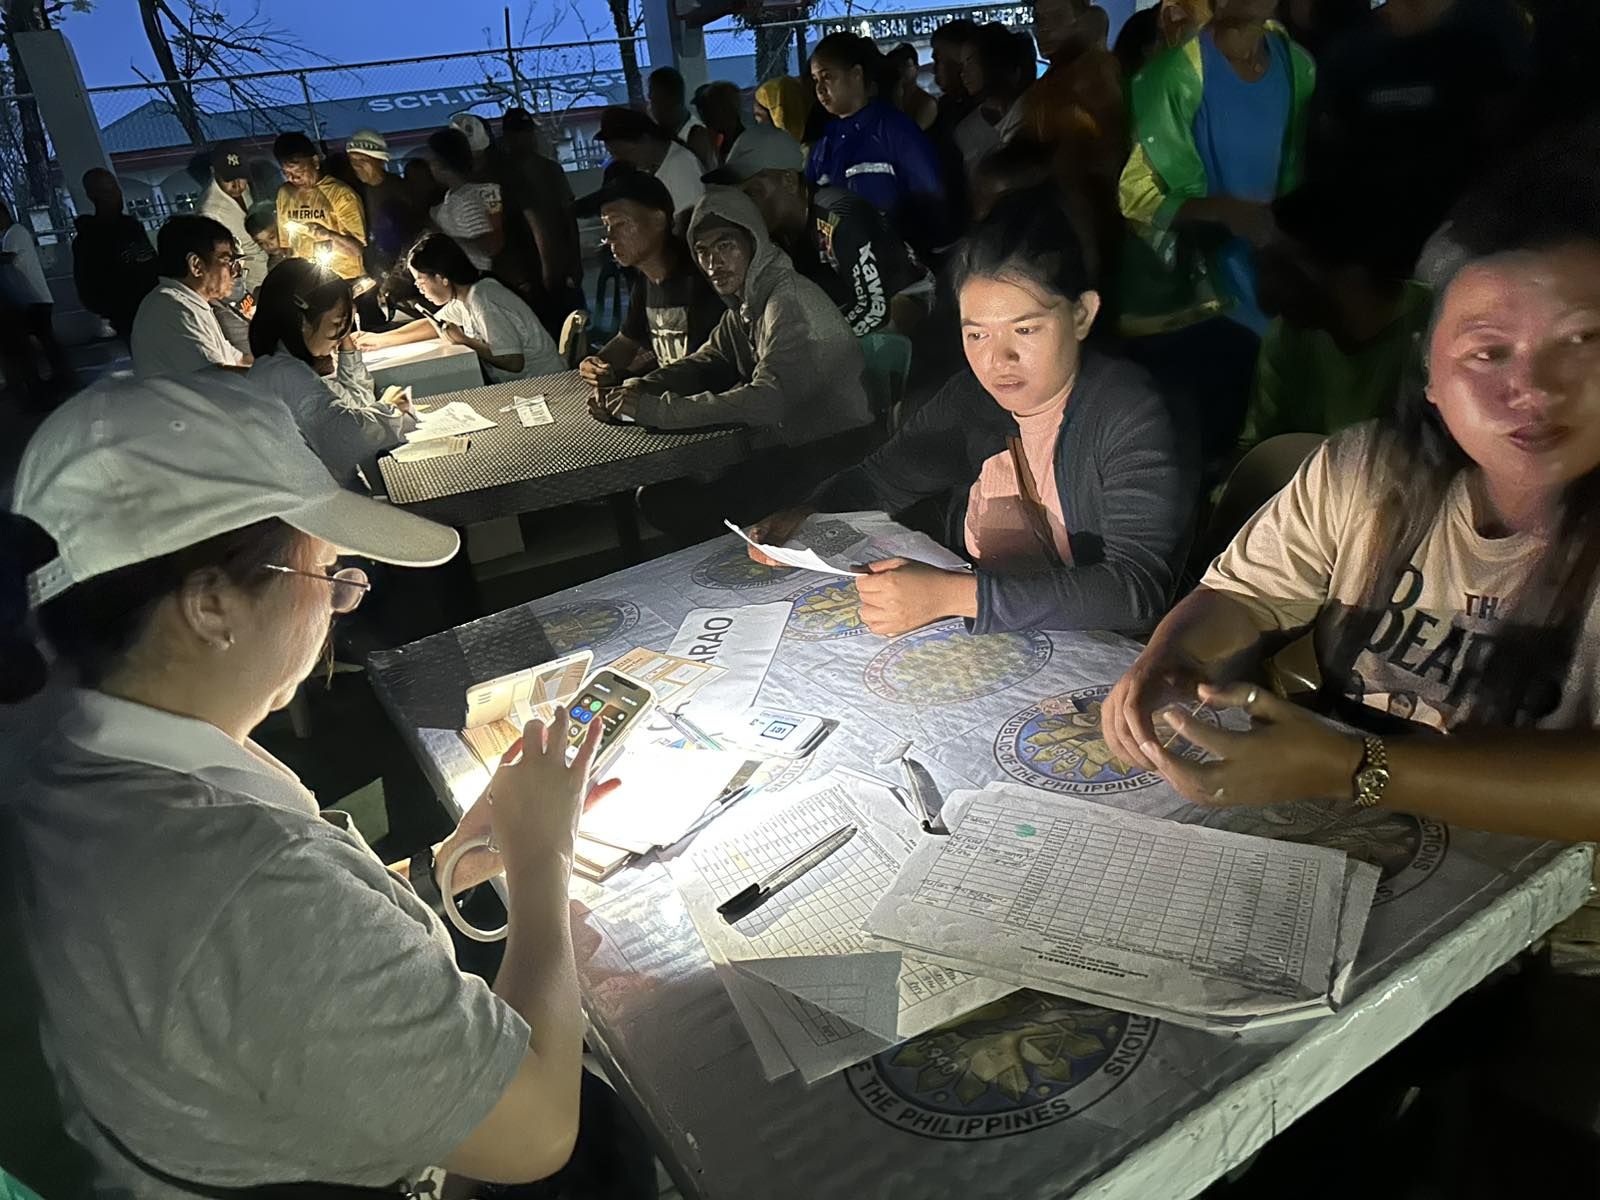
[
  {"x1": 864, "y1": 621, "x2": 1052, "y2": 706},
  {"x1": 784, "y1": 577, "x2": 866, "y2": 641},
  {"x1": 690, "y1": 542, "x2": 797, "y2": 591},
  {"x1": 534, "y1": 600, "x2": 640, "y2": 654},
  {"x1": 995, "y1": 684, "x2": 1214, "y2": 796},
  {"x1": 1187, "y1": 801, "x2": 1448, "y2": 906},
  {"x1": 845, "y1": 991, "x2": 1155, "y2": 1140}
]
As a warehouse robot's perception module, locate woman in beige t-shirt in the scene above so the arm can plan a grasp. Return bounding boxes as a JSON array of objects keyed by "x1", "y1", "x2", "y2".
[{"x1": 1104, "y1": 172, "x2": 1600, "y2": 843}]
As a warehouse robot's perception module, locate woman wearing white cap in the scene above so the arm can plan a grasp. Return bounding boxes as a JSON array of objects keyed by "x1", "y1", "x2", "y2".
[{"x1": 4, "y1": 374, "x2": 650, "y2": 1196}]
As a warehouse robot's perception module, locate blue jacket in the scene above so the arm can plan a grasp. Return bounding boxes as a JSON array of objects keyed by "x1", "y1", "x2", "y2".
[{"x1": 805, "y1": 100, "x2": 953, "y2": 255}]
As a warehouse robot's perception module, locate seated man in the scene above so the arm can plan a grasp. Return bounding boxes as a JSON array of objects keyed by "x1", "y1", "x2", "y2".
[
  {"x1": 596, "y1": 188, "x2": 870, "y2": 442},
  {"x1": 594, "y1": 189, "x2": 872, "y2": 532},
  {"x1": 714, "y1": 123, "x2": 934, "y2": 336},
  {"x1": 1240, "y1": 179, "x2": 1433, "y2": 454},
  {"x1": 273, "y1": 130, "x2": 367, "y2": 281},
  {"x1": 130, "y1": 214, "x2": 251, "y2": 377},
  {"x1": 576, "y1": 172, "x2": 723, "y2": 388}
]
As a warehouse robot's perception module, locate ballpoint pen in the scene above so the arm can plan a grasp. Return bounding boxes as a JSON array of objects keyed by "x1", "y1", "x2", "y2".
[
  {"x1": 718, "y1": 824, "x2": 857, "y2": 922},
  {"x1": 662, "y1": 708, "x2": 723, "y2": 751}
]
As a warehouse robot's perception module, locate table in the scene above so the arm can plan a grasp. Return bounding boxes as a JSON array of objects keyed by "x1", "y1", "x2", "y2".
[
  {"x1": 376, "y1": 371, "x2": 751, "y2": 529},
  {"x1": 363, "y1": 338, "x2": 485, "y2": 399},
  {"x1": 367, "y1": 537, "x2": 1591, "y2": 1200}
]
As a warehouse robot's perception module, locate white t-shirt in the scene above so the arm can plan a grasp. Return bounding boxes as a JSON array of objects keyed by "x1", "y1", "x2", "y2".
[
  {"x1": 3, "y1": 221, "x2": 50, "y2": 305},
  {"x1": 655, "y1": 142, "x2": 707, "y2": 216},
  {"x1": 431, "y1": 183, "x2": 502, "y2": 269},
  {"x1": 436, "y1": 276, "x2": 562, "y2": 383},
  {"x1": 130, "y1": 278, "x2": 246, "y2": 377}
]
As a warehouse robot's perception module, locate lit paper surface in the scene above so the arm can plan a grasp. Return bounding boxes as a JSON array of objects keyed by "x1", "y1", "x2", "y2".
[
  {"x1": 671, "y1": 776, "x2": 1012, "y2": 1083},
  {"x1": 582, "y1": 745, "x2": 754, "y2": 853},
  {"x1": 868, "y1": 785, "x2": 1379, "y2": 1030},
  {"x1": 404, "y1": 400, "x2": 498, "y2": 443},
  {"x1": 724, "y1": 511, "x2": 971, "y2": 578},
  {"x1": 667, "y1": 602, "x2": 789, "y2": 728}
]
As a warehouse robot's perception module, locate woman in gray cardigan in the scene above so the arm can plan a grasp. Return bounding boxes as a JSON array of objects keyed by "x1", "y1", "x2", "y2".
[{"x1": 747, "y1": 193, "x2": 1197, "y2": 636}]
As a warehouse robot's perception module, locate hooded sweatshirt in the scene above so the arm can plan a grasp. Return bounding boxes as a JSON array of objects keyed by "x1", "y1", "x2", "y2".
[{"x1": 624, "y1": 189, "x2": 871, "y2": 449}]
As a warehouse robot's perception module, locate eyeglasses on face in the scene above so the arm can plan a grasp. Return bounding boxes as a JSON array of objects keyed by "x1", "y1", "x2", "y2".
[{"x1": 261, "y1": 563, "x2": 371, "y2": 613}]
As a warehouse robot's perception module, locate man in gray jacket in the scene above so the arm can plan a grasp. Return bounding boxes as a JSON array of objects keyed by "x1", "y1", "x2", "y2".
[{"x1": 593, "y1": 187, "x2": 871, "y2": 448}]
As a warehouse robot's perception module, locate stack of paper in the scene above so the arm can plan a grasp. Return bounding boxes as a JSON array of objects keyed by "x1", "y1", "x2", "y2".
[
  {"x1": 403, "y1": 401, "x2": 498, "y2": 443},
  {"x1": 724, "y1": 511, "x2": 971, "y2": 578},
  {"x1": 582, "y1": 745, "x2": 757, "y2": 855},
  {"x1": 866, "y1": 784, "x2": 1379, "y2": 1031},
  {"x1": 669, "y1": 775, "x2": 1013, "y2": 1083}
]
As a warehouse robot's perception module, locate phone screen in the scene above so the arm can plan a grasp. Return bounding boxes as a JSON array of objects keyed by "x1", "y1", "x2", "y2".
[{"x1": 566, "y1": 673, "x2": 652, "y2": 759}]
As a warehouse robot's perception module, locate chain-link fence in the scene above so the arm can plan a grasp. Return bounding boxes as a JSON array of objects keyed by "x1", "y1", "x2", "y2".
[{"x1": 701, "y1": 2, "x2": 1035, "y2": 90}]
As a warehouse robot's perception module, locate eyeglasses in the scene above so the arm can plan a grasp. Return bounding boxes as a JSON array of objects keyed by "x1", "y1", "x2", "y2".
[{"x1": 261, "y1": 564, "x2": 371, "y2": 613}]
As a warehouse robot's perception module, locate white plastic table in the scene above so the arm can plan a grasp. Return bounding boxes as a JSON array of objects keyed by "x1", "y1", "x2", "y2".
[
  {"x1": 367, "y1": 536, "x2": 1591, "y2": 1200},
  {"x1": 363, "y1": 338, "x2": 484, "y2": 399}
]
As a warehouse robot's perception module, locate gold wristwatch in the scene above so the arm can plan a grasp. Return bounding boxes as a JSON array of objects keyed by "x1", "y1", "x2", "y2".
[{"x1": 1352, "y1": 735, "x2": 1390, "y2": 809}]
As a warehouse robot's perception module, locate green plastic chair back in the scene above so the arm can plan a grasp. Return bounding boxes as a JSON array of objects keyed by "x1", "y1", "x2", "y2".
[
  {"x1": 0, "y1": 1168, "x2": 45, "y2": 1200},
  {"x1": 858, "y1": 331, "x2": 913, "y2": 428}
]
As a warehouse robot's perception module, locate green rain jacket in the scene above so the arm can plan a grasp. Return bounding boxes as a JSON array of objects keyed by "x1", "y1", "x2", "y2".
[{"x1": 1117, "y1": 24, "x2": 1316, "y2": 335}]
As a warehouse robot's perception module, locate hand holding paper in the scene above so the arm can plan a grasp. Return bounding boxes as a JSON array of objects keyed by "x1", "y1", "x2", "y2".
[{"x1": 725, "y1": 512, "x2": 971, "y2": 579}]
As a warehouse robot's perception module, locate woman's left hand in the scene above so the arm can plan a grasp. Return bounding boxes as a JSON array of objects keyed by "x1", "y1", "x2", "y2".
[
  {"x1": 856, "y1": 559, "x2": 977, "y2": 637},
  {"x1": 1145, "y1": 683, "x2": 1363, "y2": 808},
  {"x1": 439, "y1": 321, "x2": 469, "y2": 347}
]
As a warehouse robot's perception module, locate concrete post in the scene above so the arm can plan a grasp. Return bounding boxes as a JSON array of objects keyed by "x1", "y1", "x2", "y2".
[
  {"x1": 642, "y1": 0, "x2": 710, "y2": 91},
  {"x1": 13, "y1": 29, "x2": 113, "y2": 213}
]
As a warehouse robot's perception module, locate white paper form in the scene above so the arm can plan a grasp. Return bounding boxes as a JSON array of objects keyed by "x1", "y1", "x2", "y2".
[
  {"x1": 403, "y1": 400, "x2": 498, "y2": 443},
  {"x1": 724, "y1": 511, "x2": 971, "y2": 578},
  {"x1": 868, "y1": 786, "x2": 1378, "y2": 1031},
  {"x1": 670, "y1": 777, "x2": 1013, "y2": 1083},
  {"x1": 582, "y1": 745, "x2": 754, "y2": 853}
]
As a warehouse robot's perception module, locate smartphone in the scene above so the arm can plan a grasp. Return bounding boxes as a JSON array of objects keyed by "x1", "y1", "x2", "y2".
[{"x1": 565, "y1": 668, "x2": 656, "y2": 772}]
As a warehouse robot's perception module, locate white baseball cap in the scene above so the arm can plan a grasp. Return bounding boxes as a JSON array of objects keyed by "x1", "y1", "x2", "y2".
[
  {"x1": 346, "y1": 129, "x2": 390, "y2": 161},
  {"x1": 449, "y1": 112, "x2": 493, "y2": 153},
  {"x1": 15, "y1": 373, "x2": 460, "y2": 607}
]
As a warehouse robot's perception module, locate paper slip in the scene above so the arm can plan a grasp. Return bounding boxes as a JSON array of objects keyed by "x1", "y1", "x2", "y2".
[
  {"x1": 458, "y1": 651, "x2": 594, "y2": 770},
  {"x1": 670, "y1": 775, "x2": 1012, "y2": 1083},
  {"x1": 724, "y1": 511, "x2": 971, "y2": 578},
  {"x1": 404, "y1": 401, "x2": 497, "y2": 443},
  {"x1": 605, "y1": 647, "x2": 723, "y2": 708},
  {"x1": 667, "y1": 604, "x2": 789, "y2": 729},
  {"x1": 867, "y1": 785, "x2": 1379, "y2": 1032},
  {"x1": 581, "y1": 745, "x2": 755, "y2": 853},
  {"x1": 389, "y1": 434, "x2": 472, "y2": 462},
  {"x1": 513, "y1": 396, "x2": 553, "y2": 426}
]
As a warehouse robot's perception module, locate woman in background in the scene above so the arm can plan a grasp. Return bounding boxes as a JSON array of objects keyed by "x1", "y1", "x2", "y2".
[
  {"x1": 249, "y1": 258, "x2": 414, "y2": 490},
  {"x1": 356, "y1": 232, "x2": 562, "y2": 384}
]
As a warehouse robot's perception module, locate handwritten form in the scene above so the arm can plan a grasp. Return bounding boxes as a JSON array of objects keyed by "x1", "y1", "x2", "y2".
[
  {"x1": 724, "y1": 511, "x2": 972, "y2": 578},
  {"x1": 868, "y1": 786, "x2": 1378, "y2": 1031},
  {"x1": 669, "y1": 777, "x2": 1012, "y2": 1083}
]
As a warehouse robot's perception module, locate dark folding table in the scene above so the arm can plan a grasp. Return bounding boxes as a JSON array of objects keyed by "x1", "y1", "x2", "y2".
[{"x1": 377, "y1": 370, "x2": 751, "y2": 548}]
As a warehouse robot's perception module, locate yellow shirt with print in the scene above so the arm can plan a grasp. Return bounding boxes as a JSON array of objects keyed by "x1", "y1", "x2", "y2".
[{"x1": 276, "y1": 175, "x2": 367, "y2": 280}]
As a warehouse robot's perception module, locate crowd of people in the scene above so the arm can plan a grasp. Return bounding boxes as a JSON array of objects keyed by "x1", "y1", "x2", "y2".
[{"x1": 6, "y1": 0, "x2": 1600, "y2": 1195}]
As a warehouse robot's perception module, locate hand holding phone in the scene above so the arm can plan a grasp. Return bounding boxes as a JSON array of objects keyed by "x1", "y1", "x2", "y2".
[{"x1": 563, "y1": 668, "x2": 657, "y2": 773}]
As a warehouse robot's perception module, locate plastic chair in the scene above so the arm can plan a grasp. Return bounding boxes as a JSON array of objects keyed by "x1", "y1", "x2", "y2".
[
  {"x1": 559, "y1": 310, "x2": 589, "y2": 367},
  {"x1": 1208, "y1": 433, "x2": 1328, "y2": 698},
  {"x1": 0, "y1": 1168, "x2": 45, "y2": 1200},
  {"x1": 858, "y1": 331, "x2": 913, "y2": 431},
  {"x1": 1207, "y1": 433, "x2": 1327, "y2": 550}
]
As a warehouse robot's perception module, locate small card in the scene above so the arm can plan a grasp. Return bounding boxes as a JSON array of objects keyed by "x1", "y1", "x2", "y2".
[{"x1": 514, "y1": 396, "x2": 553, "y2": 426}]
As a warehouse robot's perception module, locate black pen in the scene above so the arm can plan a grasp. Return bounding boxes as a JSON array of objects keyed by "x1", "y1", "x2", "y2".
[{"x1": 717, "y1": 824, "x2": 857, "y2": 923}]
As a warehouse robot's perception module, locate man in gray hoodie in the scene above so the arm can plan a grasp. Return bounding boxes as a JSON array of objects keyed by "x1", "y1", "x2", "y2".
[{"x1": 594, "y1": 187, "x2": 871, "y2": 449}]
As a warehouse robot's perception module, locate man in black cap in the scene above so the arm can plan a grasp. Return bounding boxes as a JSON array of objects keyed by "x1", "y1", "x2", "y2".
[
  {"x1": 712, "y1": 123, "x2": 932, "y2": 336},
  {"x1": 199, "y1": 143, "x2": 268, "y2": 290},
  {"x1": 594, "y1": 107, "x2": 706, "y2": 217},
  {"x1": 576, "y1": 170, "x2": 722, "y2": 388}
]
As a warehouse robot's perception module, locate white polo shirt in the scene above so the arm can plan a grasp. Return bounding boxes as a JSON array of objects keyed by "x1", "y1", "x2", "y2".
[
  {"x1": 11, "y1": 688, "x2": 529, "y2": 1196},
  {"x1": 129, "y1": 279, "x2": 246, "y2": 378}
]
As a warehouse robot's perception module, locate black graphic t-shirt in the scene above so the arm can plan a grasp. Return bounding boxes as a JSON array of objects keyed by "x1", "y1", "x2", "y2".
[
  {"x1": 783, "y1": 186, "x2": 930, "y2": 337},
  {"x1": 620, "y1": 258, "x2": 723, "y2": 368},
  {"x1": 1203, "y1": 425, "x2": 1600, "y2": 732}
]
